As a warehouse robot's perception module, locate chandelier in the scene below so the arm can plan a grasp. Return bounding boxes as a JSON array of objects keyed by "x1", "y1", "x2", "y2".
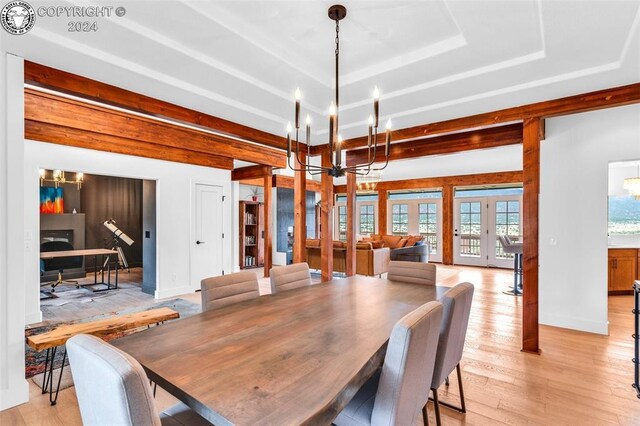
[
  {"x1": 286, "y1": 4, "x2": 391, "y2": 178},
  {"x1": 39, "y1": 169, "x2": 84, "y2": 190},
  {"x1": 624, "y1": 165, "x2": 640, "y2": 200}
]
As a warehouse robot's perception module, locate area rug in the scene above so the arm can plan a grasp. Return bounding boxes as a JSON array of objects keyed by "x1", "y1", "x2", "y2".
[{"x1": 25, "y1": 298, "x2": 201, "y2": 379}]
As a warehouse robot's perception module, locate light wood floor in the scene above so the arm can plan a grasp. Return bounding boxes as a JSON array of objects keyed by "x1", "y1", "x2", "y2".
[{"x1": 2, "y1": 265, "x2": 637, "y2": 425}]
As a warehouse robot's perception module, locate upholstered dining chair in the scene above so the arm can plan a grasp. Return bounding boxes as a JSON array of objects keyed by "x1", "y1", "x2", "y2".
[
  {"x1": 387, "y1": 260, "x2": 437, "y2": 286},
  {"x1": 200, "y1": 271, "x2": 260, "y2": 312},
  {"x1": 269, "y1": 262, "x2": 312, "y2": 294},
  {"x1": 66, "y1": 334, "x2": 211, "y2": 426},
  {"x1": 427, "y1": 282, "x2": 475, "y2": 426},
  {"x1": 333, "y1": 301, "x2": 444, "y2": 426}
]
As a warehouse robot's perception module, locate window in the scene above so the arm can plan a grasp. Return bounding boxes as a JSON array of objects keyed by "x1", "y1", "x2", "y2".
[
  {"x1": 359, "y1": 205, "x2": 375, "y2": 235},
  {"x1": 419, "y1": 203, "x2": 437, "y2": 254},
  {"x1": 391, "y1": 204, "x2": 409, "y2": 235},
  {"x1": 609, "y1": 196, "x2": 640, "y2": 235},
  {"x1": 338, "y1": 205, "x2": 347, "y2": 241},
  {"x1": 495, "y1": 200, "x2": 520, "y2": 259},
  {"x1": 455, "y1": 187, "x2": 523, "y2": 198},
  {"x1": 459, "y1": 201, "x2": 482, "y2": 257}
]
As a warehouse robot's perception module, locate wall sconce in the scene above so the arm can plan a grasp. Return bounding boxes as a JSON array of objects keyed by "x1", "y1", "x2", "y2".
[{"x1": 39, "y1": 169, "x2": 84, "y2": 190}]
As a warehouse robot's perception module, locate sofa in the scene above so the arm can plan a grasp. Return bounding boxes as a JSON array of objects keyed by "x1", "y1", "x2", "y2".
[
  {"x1": 364, "y1": 234, "x2": 430, "y2": 263},
  {"x1": 305, "y1": 240, "x2": 390, "y2": 276}
]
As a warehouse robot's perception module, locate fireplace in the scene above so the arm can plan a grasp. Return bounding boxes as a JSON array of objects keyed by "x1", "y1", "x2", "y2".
[{"x1": 40, "y1": 214, "x2": 86, "y2": 282}]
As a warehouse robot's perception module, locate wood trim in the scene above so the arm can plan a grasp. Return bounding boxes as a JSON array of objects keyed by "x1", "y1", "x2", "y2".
[
  {"x1": 231, "y1": 165, "x2": 272, "y2": 181},
  {"x1": 320, "y1": 152, "x2": 334, "y2": 282},
  {"x1": 345, "y1": 173, "x2": 357, "y2": 276},
  {"x1": 25, "y1": 120, "x2": 233, "y2": 169},
  {"x1": 323, "y1": 82, "x2": 640, "y2": 152},
  {"x1": 522, "y1": 118, "x2": 540, "y2": 354},
  {"x1": 346, "y1": 124, "x2": 523, "y2": 166},
  {"x1": 240, "y1": 175, "x2": 321, "y2": 192},
  {"x1": 442, "y1": 185, "x2": 454, "y2": 265},
  {"x1": 24, "y1": 61, "x2": 294, "y2": 151},
  {"x1": 25, "y1": 89, "x2": 286, "y2": 168},
  {"x1": 334, "y1": 171, "x2": 523, "y2": 193},
  {"x1": 263, "y1": 171, "x2": 273, "y2": 277},
  {"x1": 377, "y1": 190, "x2": 388, "y2": 235},
  {"x1": 293, "y1": 152, "x2": 307, "y2": 264}
]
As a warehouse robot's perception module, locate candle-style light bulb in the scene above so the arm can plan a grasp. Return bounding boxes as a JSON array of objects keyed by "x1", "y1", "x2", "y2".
[
  {"x1": 305, "y1": 114, "x2": 311, "y2": 145},
  {"x1": 286, "y1": 122, "x2": 292, "y2": 158},
  {"x1": 329, "y1": 101, "x2": 336, "y2": 116},
  {"x1": 294, "y1": 88, "x2": 301, "y2": 129},
  {"x1": 39, "y1": 169, "x2": 45, "y2": 187},
  {"x1": 373, "y1": 86, "x2": 380, "y2": 128},
  {"x1": 335, "y1": 134, "x2": 343, "y2": 167},
  {"x1": 385, "y1": 119, "x2": 392, "y2": 156},
  {"x1": 367, "y1": 114, "x2": 374, "y2": 148}
]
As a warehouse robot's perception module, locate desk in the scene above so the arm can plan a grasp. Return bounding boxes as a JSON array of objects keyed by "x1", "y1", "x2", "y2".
[
  {"x1": 114, "y1": 276, "x2": 446, "y2": 425},
  {"x1": 40, "y1": 249, "x2": 119, "y2": 292}
]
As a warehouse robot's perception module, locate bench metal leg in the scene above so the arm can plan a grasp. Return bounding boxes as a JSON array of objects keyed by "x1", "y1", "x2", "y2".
[{"x1": 41, "y1": 346, "x2": 67, "y2": 406}]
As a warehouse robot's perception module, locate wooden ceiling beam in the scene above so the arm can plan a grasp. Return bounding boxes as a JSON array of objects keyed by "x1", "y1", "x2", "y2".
[
  {"x1": 317, "y1": 82, "x2": 640, "y2": 153},
  {"x1": 239, "y1": 175, "x2": 321, "y2": 192},
  {"x1": 25, "y1": 89, "x2": 286, "y2": 168},
  {"x1": 345, "y1": 123, "x2": 523, "y2": 166},
  {"x1": 333, "y1": 170, "x2": 523, "y2": 193},
  {"x1": 25, "y1": 120, "x2": 233, "y2": 169},
  {"x1": 24, "y1": 61, "x2": 297, "y2": 151},
  {"x1": 231, "y1": 165, "x2": 272, "y2": 181}
]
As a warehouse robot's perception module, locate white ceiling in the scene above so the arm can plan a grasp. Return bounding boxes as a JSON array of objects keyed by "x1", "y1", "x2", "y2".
[{"x1": 3, "y1": 0, "x2": 640, "y2": 143}]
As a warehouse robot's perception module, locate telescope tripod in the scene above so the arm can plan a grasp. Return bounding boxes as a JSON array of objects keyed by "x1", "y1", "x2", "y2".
[{"x1": 104, "y1": 234, "x2": 130, "y2": 273}]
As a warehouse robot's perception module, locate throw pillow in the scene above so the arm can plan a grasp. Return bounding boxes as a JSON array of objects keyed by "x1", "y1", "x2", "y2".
[
  {"x1": 405, "y1": 235, "x2": 423, "y2": 247},
  {"x1": 370, "y1": 234, "x2": 382, "y2": 241},
  {"x1": 371, "y1": 240, "x2": 385, "y2": 249},
  {"x1": 381, "y1": 235, "x2": 403, "y2": 249},
  {"x1": 397, "y1": 238, "x2": 408, "y2": 248}
]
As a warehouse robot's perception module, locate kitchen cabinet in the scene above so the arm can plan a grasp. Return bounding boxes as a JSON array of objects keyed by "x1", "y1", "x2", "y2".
[{"x1": 608, "y1": 248, "x2": 638, "y2": 294}]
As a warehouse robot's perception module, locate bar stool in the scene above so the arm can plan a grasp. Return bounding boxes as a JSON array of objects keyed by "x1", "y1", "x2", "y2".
[{"x1": 498, "y1": 236, "x2": 522, "y2": 296}]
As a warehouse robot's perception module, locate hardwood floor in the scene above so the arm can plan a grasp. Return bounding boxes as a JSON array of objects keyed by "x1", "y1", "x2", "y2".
[{"x1": 2, "y1": 265, "x2": 637, "y2": 425}]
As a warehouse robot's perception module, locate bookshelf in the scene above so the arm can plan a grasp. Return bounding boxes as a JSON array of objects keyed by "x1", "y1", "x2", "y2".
[{"x1": 239, "y1": 201, "x2": 264, "y2": 269}]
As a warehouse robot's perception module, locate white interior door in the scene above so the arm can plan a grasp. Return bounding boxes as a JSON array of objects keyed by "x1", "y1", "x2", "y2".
[
  {"x1": 488, "y1": 196, "x2": 523, "y2": 268},
  {"x1": 191, "y1": 184, "x2": 223, "y2": 288},
  {"x1": 453, "y1": 198, "x2": 488, "y2": 266}
]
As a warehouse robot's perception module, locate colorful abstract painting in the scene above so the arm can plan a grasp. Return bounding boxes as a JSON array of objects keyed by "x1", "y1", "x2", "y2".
[{"x1": 40, "y1": 187, "x2": 64, "y2": 214}]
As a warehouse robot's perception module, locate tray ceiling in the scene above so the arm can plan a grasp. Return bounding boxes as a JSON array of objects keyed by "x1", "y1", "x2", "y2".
[{"x1": 5, "y1": 0, "x2": 640, "y2": 142}]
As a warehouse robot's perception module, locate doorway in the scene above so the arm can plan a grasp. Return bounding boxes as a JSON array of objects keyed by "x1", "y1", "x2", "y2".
[
  {"x1": 191, "y1": 183, "x2": 224, "y2": 287},
  {"x1": 454, "y1": 191, "x2": 523, "y2": 268}
]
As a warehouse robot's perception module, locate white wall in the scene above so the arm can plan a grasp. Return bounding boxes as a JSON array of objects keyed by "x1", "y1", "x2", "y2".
[
  {"x1": 24, "y1": 141, "x2": 233, "y2": 323},
  {"x1": 540, "y1": 104, "x2": 640, "y2": 335},
  {"x1": 0, "y1": 53, "x2": 30, "y2": 411}
]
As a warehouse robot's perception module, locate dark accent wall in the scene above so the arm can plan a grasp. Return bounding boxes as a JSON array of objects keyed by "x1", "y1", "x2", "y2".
[
  {"x1": 276, "y1": 188, "x2": 316, "y2": 253},
  {"x1": 80, "y1": 174, "x2": 143, "y2": 270}
]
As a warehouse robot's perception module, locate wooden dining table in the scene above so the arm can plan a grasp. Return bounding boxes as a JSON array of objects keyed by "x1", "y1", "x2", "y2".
[{"x1": 113, "y1": 276, "x2": 447, "y2": 425}]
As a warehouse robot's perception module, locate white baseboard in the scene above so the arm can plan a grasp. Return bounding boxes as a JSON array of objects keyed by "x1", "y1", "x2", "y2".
[
  {"x1": 0, "y1": 379, "x2": 29, "y2": 410},
  {"x1": 25, "y1": 310, "x2": 42, "y2": 325},
  {"x1": 155, "y1": 284, "x2": 193, "y2": 300},
  {"x1": 540, "y1": 311, "x2": 609, "y2": 335}
]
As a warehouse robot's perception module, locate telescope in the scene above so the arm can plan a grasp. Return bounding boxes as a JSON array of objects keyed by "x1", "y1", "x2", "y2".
[
  {"x1": 104, "y1": 219, "x2": 134, "y2": 246},
  {"x1": 103, "y1": 219, "x2": 134, "y2": 272}
]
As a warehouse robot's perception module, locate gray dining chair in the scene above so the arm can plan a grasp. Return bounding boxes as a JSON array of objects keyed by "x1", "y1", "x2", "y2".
[
  {"x1": 333, "y1": 301, "x2": 443, "y2": 426},
  {"x1": 200, "y1": 271, "x2": 259, "y2": 312},
  {"x1": 427, "y1": 282, "x2": 475, "y2": 426},
  {"x1": 67, "y1": 334, "x2": 211, "y2": 426},
  {"x1": 387, "y1": 260, "x2": 436, "y2": 286},
  {"x1": 269, "y1": 262, "x2": 312, "y2": 294}
]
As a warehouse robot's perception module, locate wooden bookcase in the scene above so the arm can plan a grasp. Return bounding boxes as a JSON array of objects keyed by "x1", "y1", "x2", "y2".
[{"x1": 239, "y1": 201, "x2": 264, "y2": 269}]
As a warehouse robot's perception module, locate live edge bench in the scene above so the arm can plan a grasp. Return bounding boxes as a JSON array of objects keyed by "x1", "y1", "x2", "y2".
[{"x1": 26, "y1": 307, "x2": 180, "y2": 405}]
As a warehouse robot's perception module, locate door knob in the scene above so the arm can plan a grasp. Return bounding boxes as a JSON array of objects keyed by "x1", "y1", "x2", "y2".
[{"x1": 196, "y1": 240, "x2": 205, "y2": 245}]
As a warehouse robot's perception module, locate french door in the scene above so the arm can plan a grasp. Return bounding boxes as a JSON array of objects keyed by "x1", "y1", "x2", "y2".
[{"x1": 454, "y1": 196, "x2": 522, "y2": 268}]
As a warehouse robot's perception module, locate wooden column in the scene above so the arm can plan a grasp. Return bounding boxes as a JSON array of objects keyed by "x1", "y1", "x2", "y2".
[
  {"x1": 320, "y1": 152, "x2": 334, "y2": 282},
  {"x1": 442, "y1": 185, "x2": 454, "y2": 265},
  {"x1": 522, "y1": 117, "x2": 540, "y2": 354},
  {"x1": 293, "y1": 153, "x2": 307, "y2": 264},
  {"x1": 346, "y1": 172, "x2": 357, "y2": 276},
  {"x1": 263, "y1": 169, "x2": 273, "y2": 277},
  {"x1": 377, "y1": 189, "x2": 388, "y2": 235}
]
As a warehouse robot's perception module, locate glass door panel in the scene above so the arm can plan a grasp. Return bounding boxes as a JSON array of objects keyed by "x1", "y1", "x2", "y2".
[
  {"x1": 454, "y1": 198, "x2": 487, "y2": 266},
  {"x1": 488, "y1": 197, "x2": 522, "y2": 268}
]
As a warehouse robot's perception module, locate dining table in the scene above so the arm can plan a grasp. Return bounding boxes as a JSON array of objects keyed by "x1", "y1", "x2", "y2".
[{"x1": 113, "y1": 275, "x2": 447, "y2": 425}]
